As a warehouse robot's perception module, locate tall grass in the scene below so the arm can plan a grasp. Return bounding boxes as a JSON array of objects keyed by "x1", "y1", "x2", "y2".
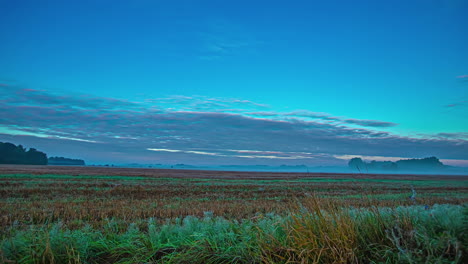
[{"x1": 1, "y1": 204, "x2": 465, "y2": 263}]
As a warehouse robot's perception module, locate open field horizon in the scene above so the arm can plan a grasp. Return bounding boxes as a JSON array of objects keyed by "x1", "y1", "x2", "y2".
[
  {"x1": 1, "y1": 165, "x2": 466, "y2": 224},
  {"x1": 1, "y1": 164, "x2": 467, "y2": 180},
  {"x1": 1, "y1": 165, "x2": 467, "y2": 263}
]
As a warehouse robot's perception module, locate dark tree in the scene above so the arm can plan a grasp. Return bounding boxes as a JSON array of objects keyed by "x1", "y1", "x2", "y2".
[
  {"x1": 25, "y1": 148, "x2": 48, "y2": 165},
  {"x1": 0, "y1": 142, "x2": 22, "y2": 164},
  {"x1": 348, "y1": 157, "x2": 365, "y2": 171},
  {"x1": 367, "y1": 160, "x2": 397, "y2": 171},
  {"x1": 348, "y1": 156, "x2": 446, "y2": 172},
  {"x1": 396, "y1": 156, "x2": 444, "y2": 170},
  {"x1": 48, "y1": 156, "x2": 85, "y2": 165},
  {"x1": 0, "y1": 142, "x2": 47, "y2": 165}
]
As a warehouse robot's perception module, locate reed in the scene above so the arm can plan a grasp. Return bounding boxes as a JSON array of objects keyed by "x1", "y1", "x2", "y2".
[{"x1": 1, "y1": 204, "x2": 465, "y2": 263}]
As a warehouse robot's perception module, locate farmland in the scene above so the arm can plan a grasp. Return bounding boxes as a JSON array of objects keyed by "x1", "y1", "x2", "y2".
[{"x1": 0, "y1": 165, "x2": 467, "y2": 263}]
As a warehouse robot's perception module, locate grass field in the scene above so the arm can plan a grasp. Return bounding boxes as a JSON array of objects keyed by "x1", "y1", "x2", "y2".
[{"x1": 0, "y1": 165, "x2": 467, "y2": 263}]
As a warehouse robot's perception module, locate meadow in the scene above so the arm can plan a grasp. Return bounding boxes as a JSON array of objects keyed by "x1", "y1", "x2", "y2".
[{"x1": 0, "y1": 165, "x2": 467, "y2": 263}]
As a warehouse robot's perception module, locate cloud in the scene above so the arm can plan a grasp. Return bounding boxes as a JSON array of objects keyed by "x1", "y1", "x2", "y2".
[
  {"x1": 445, "y1": 100, "x2": 467, "y2": 108},
  {"x1": 284, "y1": 111, "x2": 341, "y2": 121},
  {"x1": 334, "y1": 154, "x2": 404, "y2": 162},
  {"x1": 436, "y1": 132, "x2": 468, "y2": 140},
  {"x1": 282, "y1": 110, "x2": 398, "y2": 128},
  {"x1": 0, "y1": 86, "x2": 467, "y2": 165},
  {"x1": 245, "y1": 112, "x2": 279, "y2": 117},
  {"x1": 342, "y1": 118, "x2": 398, "y2": 128},
  {"x1": 195, "y1": 20, "x2": 260, "y2": 60},
  {"x1": 147, "y1": 148, "x2": 332, "y2": 160},
  {"x1": 147, "y1": 148, "x2": 182, "y2": 153},
  {"x1": 456, "y1": 75, "x2": 468, "y2": 79},
  {"x1": 148, "y1": 95, "x2": 269, "y2": 112}
]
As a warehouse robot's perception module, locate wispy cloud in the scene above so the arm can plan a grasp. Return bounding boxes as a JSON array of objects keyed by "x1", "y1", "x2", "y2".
[
  {"x1": 284, "y1": 111, "x2": 340, "y2": 121},
  {"x1": 445, "y1": 100, "x2": 467, "y2": 108},
  {"x1": 147, "y1": 148, "x2": 182, "y2": 153},
  {"x1": 245, "y1": 112, "x2": 279, "y2": 117},
  {"x1": 342, "y1": 118, "x2": 397, "y2": 128},
  {"x1": 0, "y1": 86, "x2": 466, "y2": 164},
  {"x1": 147, "y1": 95, "x2": 269, "y2": 112},
  {"x1": 251, "y1": 110, "x2": 398, "y2": 128},
  {"x1": 196, "y1": 19, "x2": 260, "y2": 60},
  {"x1": 148, "y1": 148, "x2": 330, "y2": 160},
  {"x1": 148, "y1": 149, "x2": 221, "y2": 157},
  {"x1": 436, "y1": 132, "x2": 468, "y2": 140},
  {"x1": 334, "y1": 154, "x2": 404, "y2": 162}
]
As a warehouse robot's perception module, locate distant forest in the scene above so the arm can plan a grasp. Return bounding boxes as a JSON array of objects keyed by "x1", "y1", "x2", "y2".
[
  {"x1": 348, "y1": 156, "x2": 446, "y2": 172},
  {"x1": 0, "y1": 142, "x2": 85, "y2": 165},
  {"x1": 48, "y1": 156, "x2": 85, "y2": 165},
  {"x1": 0, "y1": 142, "x2": 47, "y2": 165}
]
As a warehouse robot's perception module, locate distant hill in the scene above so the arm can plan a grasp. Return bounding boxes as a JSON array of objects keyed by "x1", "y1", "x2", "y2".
[{"x1": 48, "y1": 157, "x2": 85, "y2": 166}]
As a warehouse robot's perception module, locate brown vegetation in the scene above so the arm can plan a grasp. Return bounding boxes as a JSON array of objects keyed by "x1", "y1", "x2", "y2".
[{"x1": 1, "y1": 165, "x2": 467, "y2": 231}]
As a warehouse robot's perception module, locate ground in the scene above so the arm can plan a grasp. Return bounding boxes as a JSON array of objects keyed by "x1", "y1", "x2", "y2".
[{"x1": 0, "y1": 165, "x2": 467, "y2": 263}]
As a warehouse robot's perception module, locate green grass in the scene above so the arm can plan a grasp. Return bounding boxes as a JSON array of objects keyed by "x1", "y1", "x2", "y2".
[{"x1": 1, "y1": 204, "x2": 466, "y2": 264}]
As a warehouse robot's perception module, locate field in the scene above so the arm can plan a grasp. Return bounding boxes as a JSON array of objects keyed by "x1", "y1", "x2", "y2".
[{"x1": 0, "y1": 165, "x2": 467, "y2": 263}]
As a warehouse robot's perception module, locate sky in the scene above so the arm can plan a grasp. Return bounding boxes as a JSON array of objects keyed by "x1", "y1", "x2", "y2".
[{"x1": 0, "y1": 0, "x2": 467, "y2": 166}]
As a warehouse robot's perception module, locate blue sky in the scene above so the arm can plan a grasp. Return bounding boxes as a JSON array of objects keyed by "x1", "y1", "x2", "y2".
[{"x1": 0, "y1": 0, "x2": 467, "y2": 166}]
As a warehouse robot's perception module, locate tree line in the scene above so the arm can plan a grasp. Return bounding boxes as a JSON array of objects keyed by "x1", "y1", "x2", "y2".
[
  {"x1": 0, "y1": 142, "x2": 85, "y2": 165},
  {"x1": 348, "y1": 156, "x2": 446, "y2": 172},
  {"x1": 48, "y1": 156, "x2": 85, "y2": 165},
  {"x1": 0, "y1": 142, "x2": 47, "y2": 165}
]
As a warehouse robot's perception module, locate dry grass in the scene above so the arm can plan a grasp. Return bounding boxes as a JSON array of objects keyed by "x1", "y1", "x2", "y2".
[
  {"x1": 0, "y1": 165, "x2": 466, "y2": 231},
  {"x1": 0, "y1": 165, "x2": 467, "y2": 263}
]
